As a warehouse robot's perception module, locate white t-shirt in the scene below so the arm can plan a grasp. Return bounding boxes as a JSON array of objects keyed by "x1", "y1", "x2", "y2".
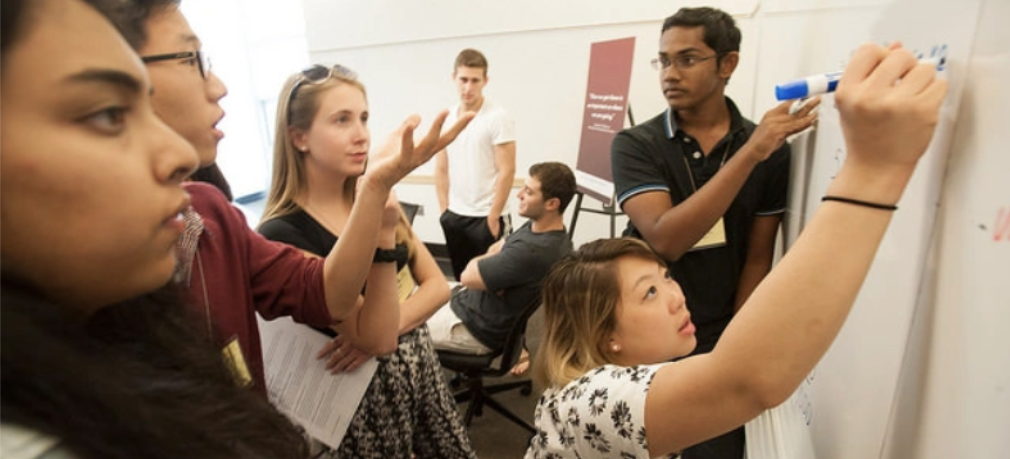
[
  {"x1": 525, "y1": 364, "x2": 678, "y2": 459},
  {"x1": 444, "y1": 99, "x2": 516, "y2": 217}
]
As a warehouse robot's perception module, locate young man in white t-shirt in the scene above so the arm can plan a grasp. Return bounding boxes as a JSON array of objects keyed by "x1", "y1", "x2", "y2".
[{"x1": 435, "y1": 48, "x2": 517, "y2": 281}]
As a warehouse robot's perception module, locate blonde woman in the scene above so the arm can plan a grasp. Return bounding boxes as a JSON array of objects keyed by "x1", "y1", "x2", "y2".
[
  {"x1": 527, "y1": 43, "x2": 947, "y2": 459},
  {"x1": 258, "y1": 65, "x2": 477, "y2": 458}
]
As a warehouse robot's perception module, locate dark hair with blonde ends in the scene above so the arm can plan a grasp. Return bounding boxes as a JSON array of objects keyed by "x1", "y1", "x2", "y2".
[{"x1": 532, "y1": 238, "x2": 667, "y2": 389}]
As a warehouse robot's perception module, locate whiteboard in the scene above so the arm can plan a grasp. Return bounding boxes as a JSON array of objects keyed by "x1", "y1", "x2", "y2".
[
  {"x1": 886, "y1": 0, "x2": 1010, "y2": 456},
  {"x1": 768, "y1": 0, "x2": 985, "y2": 457}
]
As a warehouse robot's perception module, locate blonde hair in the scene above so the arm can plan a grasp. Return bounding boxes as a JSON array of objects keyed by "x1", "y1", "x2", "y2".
[
  {"x1": 260, "y1": 67, "x2": 416, "y2": 258},
  {"x1": 532, "y1": 238, "x2": 667, "y2": 389}
]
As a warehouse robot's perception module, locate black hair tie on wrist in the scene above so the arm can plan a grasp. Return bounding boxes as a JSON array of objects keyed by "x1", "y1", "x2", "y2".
[
  {"x1": 373, "y1": 244, "x2": 409, "y2": 264},
  {"x1": 821, "y1": 195, "x2": 898, "y2": 211}
]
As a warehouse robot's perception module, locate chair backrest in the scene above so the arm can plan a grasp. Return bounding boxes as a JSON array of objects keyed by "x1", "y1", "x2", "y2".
[
  {"x1": 399, "y1": 201, "x2": 421, "y2": 225},
  {"x1": 485, "y1": 297, "x2": 542, "y2": 377}
]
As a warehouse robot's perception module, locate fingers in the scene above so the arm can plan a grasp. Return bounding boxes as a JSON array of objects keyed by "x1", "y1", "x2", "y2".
[
  {"x1": 326, "y1": 346, "x2": 370, "y2": 374},
  {"x1": 398, "y1": 115, "x2": 420, "y2": 156},
  {"x1": 791, "y1": 111, "x2": 819, "y2": 133},
  {"x1": 864, "y1": 47, "x2": 917, "y2": 91},
  {"x1": 839, "y1": 43, "x2": 889, "y2": 90},
  {"x1": 341, "y1": 354, "x2": 369, "y2": 373},
  {"x1": 408, "y1": 110, "x2": 450, "y2": 155},
  {"x1": 773, "y1": 99, "x2": 796, "y2": 115},
  {"x1": 920, "y1": 77, "x2": 949, "y2": 113},
  {"x1": 893, "y1": 60, "x2": 939, "y2": 97},
  {"x1": 325, "y1": 342, "x2": 351, "y2": 371},
  {"x1": 316, "y1": 338, "x2": 339, "y2": 359},
  {"x1": 432, "y1": 111, "x2": 476, "y2": 153}
]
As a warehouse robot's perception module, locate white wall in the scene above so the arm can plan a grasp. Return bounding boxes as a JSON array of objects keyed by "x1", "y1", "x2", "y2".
[
  {"x1": 302, "y1": 0, "x2": 761, "y2": 247},
  {"x1": 182, "y1": 0, "x2": 312, "y2": 198}
]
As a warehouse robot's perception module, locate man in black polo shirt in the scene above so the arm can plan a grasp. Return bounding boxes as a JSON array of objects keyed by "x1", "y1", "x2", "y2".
[{"x1": 611, "y1": 7, "x2": 819, "y2": 459}]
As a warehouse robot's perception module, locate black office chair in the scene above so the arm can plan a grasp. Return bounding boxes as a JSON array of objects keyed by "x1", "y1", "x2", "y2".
[
  {"x1": 437, "y1": 299, "x2": 540, "y2": 434},
  {"x1": 399, "y1": 201, "x2": 421, "y2": 225}
]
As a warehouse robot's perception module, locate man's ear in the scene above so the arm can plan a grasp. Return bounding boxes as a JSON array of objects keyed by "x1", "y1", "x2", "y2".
[
  {"x1": 546, "y1": 196, "x2": 561, "y2": 212},
  {"x1": 717, "y1": 51, "x2": 740, "y2": 83}
]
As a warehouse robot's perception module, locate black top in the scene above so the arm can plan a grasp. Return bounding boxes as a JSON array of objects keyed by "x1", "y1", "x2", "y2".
[
  {"x1": 258, "y1": 208, "x2": 408, "y2": 337},
  {"x1": 611, "y1": 97, "x2": 790, "y2": 353}
]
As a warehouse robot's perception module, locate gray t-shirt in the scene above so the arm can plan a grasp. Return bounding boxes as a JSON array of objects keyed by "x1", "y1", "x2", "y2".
[{"x1": 451, "y1": 221, "x2": 572, "y2": 350}]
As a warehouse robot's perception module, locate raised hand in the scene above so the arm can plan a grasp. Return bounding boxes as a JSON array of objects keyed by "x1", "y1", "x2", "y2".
[
  {"x1": 367, "y1": 110, "x2": 476, "y2": 189},
  {"x1": 835, "y1": 43, "x2": 947, "y2": 173}
]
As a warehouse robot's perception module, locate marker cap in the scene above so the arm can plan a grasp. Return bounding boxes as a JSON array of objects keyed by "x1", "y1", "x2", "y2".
[{"x1": 775, "y1": 80, "x2": 809, "y2": 101}]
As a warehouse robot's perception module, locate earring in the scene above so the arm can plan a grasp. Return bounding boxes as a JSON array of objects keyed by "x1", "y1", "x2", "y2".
[{"x1": 611, "y1": 344, "x2": 620, "y2": 353}]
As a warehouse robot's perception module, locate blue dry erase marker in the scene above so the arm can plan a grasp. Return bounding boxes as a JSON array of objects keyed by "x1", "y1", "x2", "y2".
[{"x1": 775, "y1": 57, "x2": 944, "y2": 101}]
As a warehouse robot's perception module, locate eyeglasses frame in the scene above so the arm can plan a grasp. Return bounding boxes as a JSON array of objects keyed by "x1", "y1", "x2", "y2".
[
  {"x1": 651, "y1": 52, "x2": 729, "y2": 72},
  {"x1": 141, "y1": 50, "x2": 211, "y2": 79}
]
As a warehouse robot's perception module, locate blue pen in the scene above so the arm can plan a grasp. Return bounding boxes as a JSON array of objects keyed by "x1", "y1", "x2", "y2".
[{"x1": 775, "y1": 57, "x2": 944, "y2": 101}]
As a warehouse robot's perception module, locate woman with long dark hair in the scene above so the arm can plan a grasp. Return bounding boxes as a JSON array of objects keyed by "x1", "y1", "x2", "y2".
[{"x1": 0, "y1": 1, "x2": 305, "y2": 457}]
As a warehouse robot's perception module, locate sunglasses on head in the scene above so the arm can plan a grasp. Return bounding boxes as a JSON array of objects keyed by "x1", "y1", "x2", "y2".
[{"x1": 286, "y1": 64, "x2": 357, "y2": 123}]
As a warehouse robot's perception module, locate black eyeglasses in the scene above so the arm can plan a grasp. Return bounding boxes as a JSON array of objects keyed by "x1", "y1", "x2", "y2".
[
  {"x1": 286, "y1": 64, "x2": 357, "y2": 123},
  {"x1": 141, "y1": 50, "x2": 211, "y2": 79},
  {"x1": 651, "y1": 53, "x2": 723, "y2": 71}
]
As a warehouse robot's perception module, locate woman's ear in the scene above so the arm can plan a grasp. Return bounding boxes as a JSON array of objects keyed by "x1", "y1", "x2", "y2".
[
  {"x1": 289, "y1": 126, "x2": 308, "y2": 152},
  {"x1": 600, "y1": 337, "x2": 621, "y2": 356}
]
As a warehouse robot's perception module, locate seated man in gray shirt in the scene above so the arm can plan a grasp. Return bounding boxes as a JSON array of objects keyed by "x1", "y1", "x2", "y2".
[{"x1": 428, "y1": 162, "x2": 576, "y2": 354}]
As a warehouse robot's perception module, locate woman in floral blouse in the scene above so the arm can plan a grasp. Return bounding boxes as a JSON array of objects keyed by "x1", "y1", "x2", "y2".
[{"x1": 526, "y1": 42, "x2": 948, "y2": 459}]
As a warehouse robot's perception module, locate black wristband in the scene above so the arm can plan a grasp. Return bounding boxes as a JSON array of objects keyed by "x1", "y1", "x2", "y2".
[
  {"x1": 373, "y1": 244, "x2": 409, "y2": 264},
  {"x1": 821, "y1": 195, "x2": 897, "y2": 211}
]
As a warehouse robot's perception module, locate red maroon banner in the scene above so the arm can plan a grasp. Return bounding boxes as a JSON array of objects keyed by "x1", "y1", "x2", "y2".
[{"x1": 575, "y1": 37, "x2": 635, "y2": 205}]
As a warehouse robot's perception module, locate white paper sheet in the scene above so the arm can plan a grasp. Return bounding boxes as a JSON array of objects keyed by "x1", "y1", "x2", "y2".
[{"x1": 257, "y1": 316, "x2": 377, "y2": 450}]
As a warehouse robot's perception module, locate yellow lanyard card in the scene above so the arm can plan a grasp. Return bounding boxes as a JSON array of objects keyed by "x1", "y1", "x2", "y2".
[{"x1": 690, "y1": 217, "x2": 727, "y2": 251}]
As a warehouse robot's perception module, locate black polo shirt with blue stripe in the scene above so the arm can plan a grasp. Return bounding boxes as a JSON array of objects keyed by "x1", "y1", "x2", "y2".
[{"x1": 610, "y1": 97, "x2": 790, "y2": 353}]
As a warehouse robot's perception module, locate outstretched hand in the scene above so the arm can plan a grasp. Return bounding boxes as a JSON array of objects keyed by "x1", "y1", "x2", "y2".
[
  {"x1": 835, "y1": 43, "x2": 947, "y2": 173},
  {"x1": 367, "y1": 110, "x2": 476, "y2": 189}
]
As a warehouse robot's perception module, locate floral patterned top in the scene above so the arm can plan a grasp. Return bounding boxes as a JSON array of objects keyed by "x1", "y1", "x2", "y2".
[{"x1": 525, "y1": 364, "x2": 678, "y2": 459}]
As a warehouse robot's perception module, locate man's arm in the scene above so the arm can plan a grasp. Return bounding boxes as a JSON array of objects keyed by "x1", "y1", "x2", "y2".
[
  {"x1": 434, "y1": 149, "x2": 449, "y2": 213},
  {"x1": 621, "y1": 102, "x2": 817, "y2": 262},
  {"x1": 622, "y1": 151, "x2": 759, "y2": 261},
  {"x1": 734, "y1": 214, "x2": 782, "y2": 312},
  {"x1": 487, "y1": 141, "x2": 516, "y2": 238},
  {"x1": 458, "y1": 238, "x2": 504, "y2": 290}
]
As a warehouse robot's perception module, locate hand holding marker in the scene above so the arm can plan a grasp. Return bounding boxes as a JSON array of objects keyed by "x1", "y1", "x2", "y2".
[{"x1": 776, "y1": 56, "x2": 946, "y2": 107}]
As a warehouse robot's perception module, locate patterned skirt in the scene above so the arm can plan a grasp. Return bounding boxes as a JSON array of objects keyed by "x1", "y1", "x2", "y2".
[{"x1": 326, "y1": 324, "x2": 477, "y2": 459}]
